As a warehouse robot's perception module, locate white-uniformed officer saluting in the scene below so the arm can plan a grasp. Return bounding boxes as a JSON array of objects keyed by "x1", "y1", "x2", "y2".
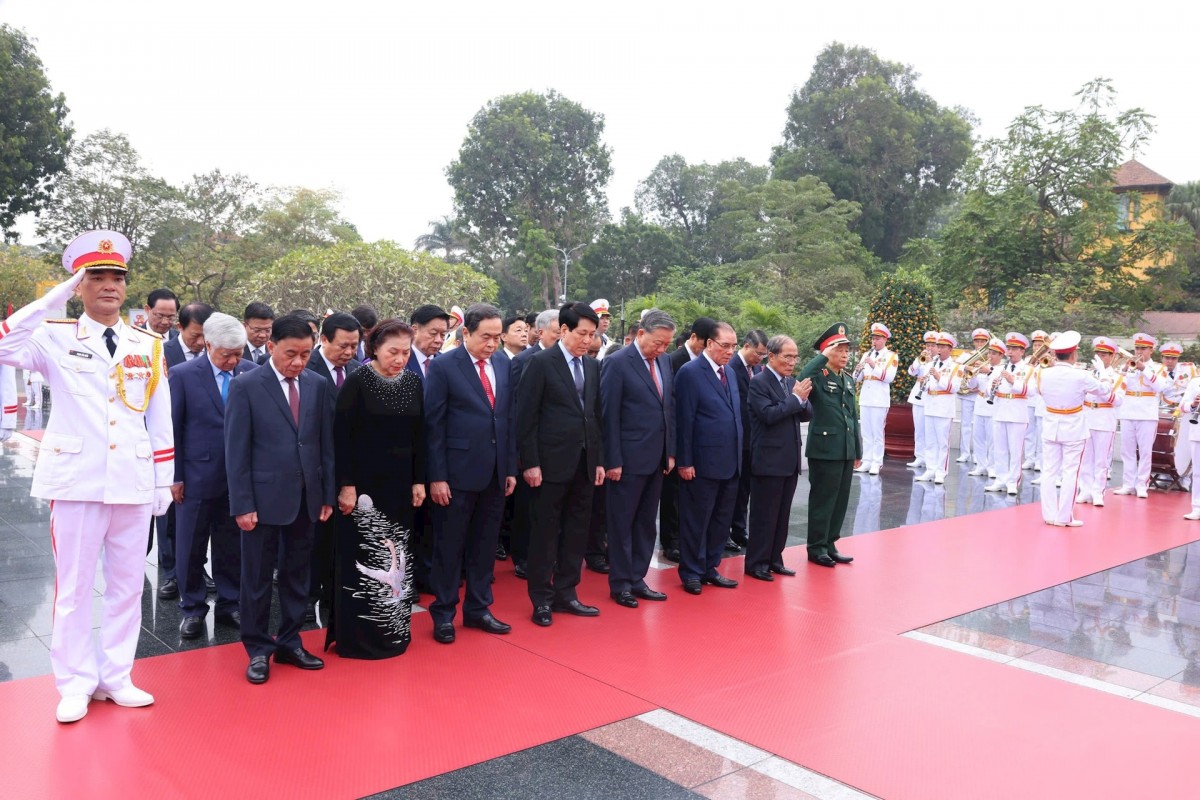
[{"x1": 0, "y1": 230, "x2": 174, "y2": 723}]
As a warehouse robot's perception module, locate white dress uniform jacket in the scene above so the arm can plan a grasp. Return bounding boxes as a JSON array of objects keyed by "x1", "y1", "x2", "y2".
[
  {"x1": 858, "y1": 348, "x2": 898, "y2": 408},
  {"x1": 1118, "y1": 361, "x2": 1165, "y2": 421}
]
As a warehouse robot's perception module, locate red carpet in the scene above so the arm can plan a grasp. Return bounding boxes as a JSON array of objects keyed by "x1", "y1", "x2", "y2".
[{"x1": 1, "y1": 491, "x2": 1196, "y2": 799}]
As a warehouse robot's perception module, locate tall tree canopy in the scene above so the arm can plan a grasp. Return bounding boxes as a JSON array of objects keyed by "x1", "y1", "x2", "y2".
[
  {"x1": 579, "y1": 209, "x2": 690, "y2": 303},
  {"x1": 0, "y1": 25, "x2": 72, "y2": 239},
  {"x1": 447, "y1": 90, "x2": 613, "y2": 308},
  {"x1": 771, "y1": 42, "x2": 973, "y2": 263}
]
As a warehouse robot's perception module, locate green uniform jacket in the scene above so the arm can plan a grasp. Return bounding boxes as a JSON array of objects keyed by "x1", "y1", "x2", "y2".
[{"x1": 797, "y1": 354, "x2": 862, "y2": 461}]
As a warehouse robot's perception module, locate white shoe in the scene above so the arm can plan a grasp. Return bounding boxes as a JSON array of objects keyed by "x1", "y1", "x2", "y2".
[
  {"x1": 967, "y1": 468, "x2": 985, "y2": 476},
  {"x1": 1007, "y1": 485, "x2": 1018, "y2": 496},
  {"x1": 854, "y1": 464, "x2": 869, "y2": 473},
  {"x1": 1112, "y1": 488, "x2": 1134, "y2": 496},
  {"x1": 987, "y1": 470, "x2": 997, "y2": 479},
  {"x1": 934, "y1": 473, "x2": 946, "y2": 485},
  {"x1": 1185, "y1": 510, "x2": 1200, "y2": 521},
  {"x1": 56, "y1": 694, "x2": 90, "y2": 723},
  {"x1": 868, "y1": 465, "x2": 880, "y2": 476},
  {"x1": 984, "y1": 483, "x2": 1002, "y2": 492},
  {"x1": 955, "y1": 454, "x2": 970, "y2": 463},
  {"x1": 1075, "y1": 493, "x2": 1090, "y2": 504},
  {"x1": 1136, "y1": 489, "x2": 1148, "y2": 499},
  {"x1": 1030, "y1": 477, "x2": 1042, "y2": 486},
  {"x1": 1035, "y1": 465, "x2": 1042, "y2": 472},
  {"x1": 915, "y1": 471, "x2": 934, "y2": 482},
  {"x1": 1065, "y1": 520, "x2": 1084, "y2": 528},
  {"x1": 906, "y1": 459, "x2": 925, "y2": 468},
  {"x1": 93, "y1": 685, "x2": 154, "y2": 708},
  {"x1": 1022, "y1": 461, "x2": 1035, "y2": 470},
  {"x1": 1092, "y1": 496, "x2": 1105, "y2": 507}
]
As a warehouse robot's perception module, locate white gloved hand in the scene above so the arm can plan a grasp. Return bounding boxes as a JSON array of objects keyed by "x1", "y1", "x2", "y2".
[
  {"x1": 1092, "y1": 355, "x2": 1104, "y2": 372},
  {"x1": 151, "y1": 487, "x2": 173, "y2": 515},
  {"x1": 0, "y1": 429, "x2": 12, "y2": 442}
]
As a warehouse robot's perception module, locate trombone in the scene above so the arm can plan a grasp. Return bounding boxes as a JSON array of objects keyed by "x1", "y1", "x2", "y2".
[{"x1": 956, "y1": 345, "x2": 991, "y2": 396}]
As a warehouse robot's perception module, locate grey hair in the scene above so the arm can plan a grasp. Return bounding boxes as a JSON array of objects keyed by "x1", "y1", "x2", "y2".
[
  {"x1": 535, "y1": 309, "x2": 559, "y2": 330},
  {"x1": 203, "y1": 312, "x2": 247, "y2": 350},
  {"x1": 639, "y1": 309, "x2": 676, "y2": 335},
  {"x1": 766, "y1": 334, "x2": 795, "y2": 355}
]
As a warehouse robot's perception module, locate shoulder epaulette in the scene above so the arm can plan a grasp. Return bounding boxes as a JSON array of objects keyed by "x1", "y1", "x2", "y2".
[
  {"x1": 133, "y1": 325, "x2": 163, "y2": 339},
  {"x1": 44, "y1": 319, "x2": 76, "y2": 324}
]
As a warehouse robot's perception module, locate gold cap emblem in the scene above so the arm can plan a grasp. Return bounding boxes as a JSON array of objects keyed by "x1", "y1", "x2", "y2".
[
  {"x1": 838, "y1": 325, "x2": 846, "y2": 335},
  {"x1": 98, "y1": 239, "x2": 114, "y2": 253}
]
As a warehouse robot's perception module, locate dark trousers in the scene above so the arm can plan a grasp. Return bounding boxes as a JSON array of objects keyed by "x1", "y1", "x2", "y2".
[
  {"x1": 730, "y1": 450, "x2": 753, "y2": 543},
  {"x1": 175, "y1": 493, "x2": 240, "y2": 617},
  {"x1": 806, "y1": 459, "x2": 854, "y2": 557},
  {"x1": 147, "y1": 505, "x2": 176, "y2": 579},
  {"x1": 658, "y1": 470, "x2": 681, "y2": 552},
  {"x1": 510, "y1": 480, "x2": 534, "y2": 565},
  {"x1": 606, "y1": 470, "x2": 663, "y2": 594},
  {"x1": 430, "y1": 480, "x2": 505, "y2": 625},
  {"x1": 585, "y1": 482, "x2": 607, "y2": 563},
  {"x1": 308, "y1": 517, "x2": 335, "y2": 612},
  {"x1": 527, "y1": 459, "x2": 594, "y2": 608},
  {"x1": 240, "y1": 507, "x2": 313, "y2": 658},
  {"x1": 677, "y1": 473, "x2": 739, "y2": 584},
  {"x1": 411, "y1": 501, "x2": 433, "y2": 590},
  {"x1": 746, "y1": 473, "x2": 799, "y2": 572}
]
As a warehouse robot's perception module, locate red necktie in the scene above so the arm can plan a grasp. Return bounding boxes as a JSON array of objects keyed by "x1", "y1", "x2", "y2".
[
  {"x1": 286, "y1": 377, "x2": 300, "y2": 425},
  {"x1": 646, "y1": 358, "x2": 662, "y2": 398},
  {"x1": 718, "y1": 365, "x2": 728, "y2": 388},
  {"x1": 477, "y1": 359, "x2": 495, "y2": 408}
]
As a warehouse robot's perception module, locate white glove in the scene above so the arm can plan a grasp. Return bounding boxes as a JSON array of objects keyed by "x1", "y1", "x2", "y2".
[
  {"x1": 151, "y1": 487, "x2": 173, "y2": 515},
  {"x1": 0, "y1": 429, "x2": 12, "y2": 442},
  {"x1": 1092, "y1": 356, "x2": 1104, "y2": 372}
]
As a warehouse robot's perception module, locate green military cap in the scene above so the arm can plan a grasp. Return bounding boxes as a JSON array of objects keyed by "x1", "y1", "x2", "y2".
[{"x1": 813, "y1": 322, "x2": 851, "y2": 352}]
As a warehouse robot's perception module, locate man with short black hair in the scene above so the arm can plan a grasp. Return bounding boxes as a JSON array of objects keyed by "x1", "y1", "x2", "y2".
[
  {"x1": 500, "y1": 316, "x2": 529, "y2": 360},
  {"x1": 145, "y1": 289, "x2": 179, "y2": 339},
  {"x1": 165, "y1": 302, "x2": 213, "y2": 368},
  {"x1": 242, "y1": 302, "x2": 274, "y2": 363},
  {"x1": 728, "y1": 329, "x2": 767, "y2": 551}
]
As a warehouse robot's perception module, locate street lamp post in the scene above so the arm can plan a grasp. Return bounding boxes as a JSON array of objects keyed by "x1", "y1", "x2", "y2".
[{"x1": 552, "y1": 243, "x2": 588, "y2": 304}]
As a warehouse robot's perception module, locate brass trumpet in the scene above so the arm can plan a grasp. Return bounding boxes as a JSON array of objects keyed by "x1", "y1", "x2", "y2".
[
  {"x1": 956, "y1": 345, "x2": 991, "y2": 396},
  {"x1": 918, "y1": 352, "x2": 930, "y2": 364},
  {"x1": 1116, "y1": 346, "x2": 1140, "y2": 372},
  {"x1": 1027, "y1": 342, "x2": 1053, "y2": 369}
]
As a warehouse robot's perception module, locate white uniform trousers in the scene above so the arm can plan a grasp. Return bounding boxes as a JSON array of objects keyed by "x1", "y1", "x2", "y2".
[
  {"x1": 49, "y1": 500, "x2": 152, "y2": 697},
  {"x1": 971, "y1": 414, "x2": 993, "y2": 474},
  {"x1": 1041, "y1": 439, "x2": 1086, "y2": 525},
  {"x1": 860, "y1": 406, "x2": 887, "y2": 469},
  {"x1": 1078, "y1": 430, "x2": 1118, "y2": 502},
  {"x1": 910, "y1": 405, "x2": 926, "y2": 465},
  {"x1": 1191, "y1": 441, "x2": 1200, "y2": 511},
  {"x1": 923, "y1": 415, "x2": 953, "y2": 478},
  {"x1": 1119, "y1": 420, "x2": 1157, "y2": 492},
  {"x1": 1024, "y1": 408, "x2": 1043, "y2": 468},
  {"x1": 958, "y1": 398, "x2": 975, "y2": 457},
  {"x1": 993, "y1": 420, "x2": 1027, "y2": 491}
]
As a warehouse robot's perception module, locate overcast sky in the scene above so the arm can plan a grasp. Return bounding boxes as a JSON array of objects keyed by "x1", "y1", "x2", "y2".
[{"x1": 5, "y1": 0, "x2": 1198, "y2": 247}]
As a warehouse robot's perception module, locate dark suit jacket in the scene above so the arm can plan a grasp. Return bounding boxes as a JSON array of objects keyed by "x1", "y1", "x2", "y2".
[
  {"x1": 797, "y1": 354, "x2": 862, "y2": 461},
  {"x1": 305, "y1": 353, "x2": 361, "y2": 399},
  {"x1": 675, "y1": 356, "x2": 742, "y2": 481},
  {"x1": 600, "y1": 343, "x2": 674, "y2": 476},
  {"x1": 509, "y1": 344, "x2": 541, "y2": 393},
  {"x1": 748, "y1": 369, "x2": 813, "y2": 476},
  {"x1": 404, "y1": 352, "x2": 436, "y2": 391},
  {"x1": 425, "y1": 346, "x2": 517, "y2": 491},
  {"x1": 729, "y1": 352, "x2": 756, "y2": 451},
  {"x1": 224, "y1": 363, "x2": 336, "y2": 525},
  {"x1": 243, "y1": 344, "x2": 269, "y2": 362},
  {"x1": 515, "y1": 344, "x2": 603, "y2": 478},
  {"x1": 668, "y1": 344, "x2": 694, "y2": 376},
  {"x1": 164, "y1": 336, "x2": 191, "y2": 370},
  {"x1": 170, "y1": 353, "x2": 257, "y2": 500}
]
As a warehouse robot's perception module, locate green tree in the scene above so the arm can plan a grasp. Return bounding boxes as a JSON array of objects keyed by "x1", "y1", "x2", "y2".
[
  {"x1": 0, "y1": 25, "x2": 73, "y2": 239},
  {"x1": 0, "y1": 244, "x2": 58, "y2": 311},
  {"x1": 447, "y1": 90, "x2": 613, "y2": 307},
  {"x1": 579, "y1": 210, "x2": 689, "y2": 303},
  {"x1": 933, "y1": 79, "x2": 1193, "y2": 322},
  {"x1": 1165, "y1": 182, "x2": 1200, "y2": 310},
  {"x1": 232, "y1": 241, "x2": 496, "y2": 319},
  {"x1": 254, "y1": 186, "x2": 360, "y2": 258},
  {"x1": 414, "y1": 215, "x2": 475, "y2": 264},
  {"x1": 860, "y1": 271, "x2": 939, "y2": 404},
  {"x1": 771, "y1": 42, "x2": 973, "y2": 263}
]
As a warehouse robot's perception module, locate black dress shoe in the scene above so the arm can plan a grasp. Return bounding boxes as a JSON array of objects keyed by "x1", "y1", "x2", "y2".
[
  {"x1": 585, "y1": 557, "x2": 611, "y2": 574},
  {"x1": 829, "y1": 552, "x2": 854, "y2": 564},
  {"x1": 246, "y1": 656, "x2": 270, "y2": 684},
  {"x1": 769, "y1": 564, "x2": 797, "y2": 576},
  {"x1": 204, "y1": 570, "x2": 216, "y2": 593},
  {"x1": 611, "y1": 591, "x2": 639, "y2": 608},
  {"x1": 157, "y1": 578, "x2": 179, "y2": 600},
  {"x1": 662, "y1": 548, "x2": 681, "y2": 563},
  {"x1": 433, "y1": 622, "x2": 456, "y2": 643},
  {"x1": 215, "y1": 611, "x2": 241, "y2": 628},
  {"x1": 179, "y1": 616, "x2": 204, "y2": 638},
  {"x1": 682, "y1": 580, "x2": 702, "y2": 595},
  {"x1": 304, "y1": 603, "x2": 317, "y2": 623},
  {"x1": 701, "y1": 573, "x2": 738, "y2": 588},
  {"x1": 552, "y1": 599, "x2": 600, "y2": 616},
  {"x1": 274, "y1": 647, "x2": 324, "y2": 670},
  {"x1": 747, "y1": 567, "x2": 774, "y2": 582},
  {"x1": 632, "y1": 586, "x2": 667, "y2": 601},
  {"x1": 730, "y1": 534, "x2": 749, "y2": 548},
  {"x1": 514, "y1": 561, "x2": 528, "y2": 579},
  {"x1": 808, "y1": 554, "x2": 837, "y2": 567},
  {"x1": 495, "y1": 543, "x2": 508, "y2": 561},
  {"x1": 464, "y1": 613, "x2": 511, "y2": 634},
  {"x1": 532, "y1": 606, "x2": 553, "y2": 626},
  {"x1": 723, "y1": 538, "x2": 743, "y2": 554}
]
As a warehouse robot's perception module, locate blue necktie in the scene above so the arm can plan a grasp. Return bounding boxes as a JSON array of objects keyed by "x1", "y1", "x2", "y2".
[
  {"x1": 572, "y1": 357, "x2": 585, "y2": 408},
  {"x1": 220, "y1": 371, "x2": 231, "y2": 403}
]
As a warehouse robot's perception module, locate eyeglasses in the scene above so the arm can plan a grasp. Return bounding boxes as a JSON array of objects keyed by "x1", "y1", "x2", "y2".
[
  {"x1": 246, "y1": 325, "x2": 272, "y2": 335},
  {"x1": 150, "y1": 312, "x2": 177, "y2": 323},
  {"x1": 711, "y1": 341, "x2": 736, "y2": 352},
  {"x1": 775, "y1": 353, "x2": 799, "y2": 361}
]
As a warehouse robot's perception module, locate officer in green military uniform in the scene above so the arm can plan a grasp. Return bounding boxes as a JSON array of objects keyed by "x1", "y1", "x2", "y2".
[{"x1": 797, "y1": 322, "x2": 862, "y2": 567}]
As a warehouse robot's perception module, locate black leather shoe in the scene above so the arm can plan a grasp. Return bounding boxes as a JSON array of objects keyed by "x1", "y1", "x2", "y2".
[
  {"x1": 829, "y1": 552, "x2": 854, "y2": 564},
  {"x1": 701, "y1": 573, "x2": 738, "y2": 588},
  {"x1": 157, "y1": 578, "x2": 179, "y2": 600},
  {"x1": 585, "y1": 557, "x2": 611, "y2": 574},
  {"x1": 769, "y1": 564, "x2": 797, "y2": 576},
  {"x1": 808, "y1": 554, "x2": 837, "y2": 567},
  {"x1": 274, "y1": 647, "x2": 324, "y2": 670},
  {"x1": 433, "y1": 622, "x2": 456, "y2": 644},
  {"x1": 632, "y1": 586, "x2": 667, "y2": 601},
  {"x1": 747, "y1": 567, "x2": 774, "y2": 582},
  {"x1": 514, "y1": 561, "x2": 528, "y2": 579},
  {"x1": 682, "y1": 580, "x2": 702, "y2": 595},
  {"x1": 246, "y1": 656, "x2": 270, "y2": 684},
  {"x1": 723, "y1": 538, "x2": 743, "y2": 554},
  {"x1": 495, "y1": 543, "x2": 508, "y2": 561},
  {"x1": 204, "y1": 570, "x2": 216, "y2": 592},
  {"x1": 304, "y1": 603, "x2": 317, "y2": 623},
  {"x1": 215, "y1": 611, "x2": 241, "y2": 628},
  {"x1": 611, "y1": 591, "x2": 639, "y2": 608},
  {"x1": 464, "y1": 613, "x2": 511, "y2": 634},
  {"x1": 731, "y1": 534, "x2": 749, "y2": 548},
  {"x1": 532, "y1": 606, "x2": 553, "y2": 626},
  {"x1": 662, "y1": 548, "x2": 681, "y2": 563},
  {"x1": 179, "y1": 616, "x2": 204, "y2": 638},
  {"x1": 552, "y1": 599, "x2": 600, "y2": 617}
]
